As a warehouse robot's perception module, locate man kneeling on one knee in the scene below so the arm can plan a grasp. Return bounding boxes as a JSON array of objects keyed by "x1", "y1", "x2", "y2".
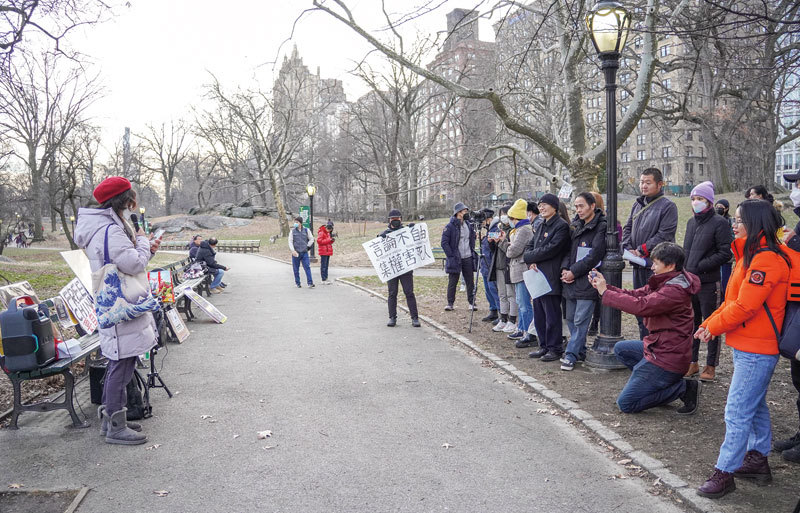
[{"x1": 590, "y1": 242, "x2": 703, "y2": 414}]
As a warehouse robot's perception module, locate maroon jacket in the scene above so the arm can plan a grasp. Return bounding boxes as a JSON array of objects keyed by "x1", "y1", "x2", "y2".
[{"x1": 602, "y1": 270, "x2": 701, "y2": 374}]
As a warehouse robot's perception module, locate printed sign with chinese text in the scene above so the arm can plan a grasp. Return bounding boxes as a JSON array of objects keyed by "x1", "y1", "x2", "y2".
[
  {"x1": 59, "y1": 278, "x2": 98, "y2": 334},
  {"x1": 362, "y1": 223, "x2": 435, "y2": 283}
]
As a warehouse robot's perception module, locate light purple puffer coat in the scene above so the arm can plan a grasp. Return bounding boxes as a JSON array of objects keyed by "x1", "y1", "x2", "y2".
[{"x1": 73, "y1": 207, "x2": 157, "y2": 360}]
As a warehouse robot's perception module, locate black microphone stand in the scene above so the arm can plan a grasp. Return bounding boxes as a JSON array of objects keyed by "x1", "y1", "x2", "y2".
[{"x1": 468, "y1": 220, "x2": 485, "y2": 333}]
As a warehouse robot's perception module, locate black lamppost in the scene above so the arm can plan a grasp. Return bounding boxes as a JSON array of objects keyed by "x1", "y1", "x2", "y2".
[
  {"x1": 139, "y1": 207, "x2": 147, "y2": 233},
  {"x1": 307, "y1": 183, "x2": 317, "y2": 262},
  {"x1": 585, "y1": 0, "x2": 631, "y2": 369}
]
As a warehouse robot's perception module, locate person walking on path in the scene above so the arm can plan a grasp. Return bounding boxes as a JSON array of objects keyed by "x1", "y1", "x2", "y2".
[
  {"x1": 489, "y1": 205, "x2": 519, "y2": 334},
  {"x1": 559, "y1": 192, "x2": 606, "y2": 371},
  {"x1": 441, "y1": 202, "x2": 478, "y2": 311},
  {"x1": 591, "y1": 242, "x2": 702, "y2": 415},
  {"x1": 775, "y1": 180, "x2": 800, "y2": 464},
  {"x1": 694, "y1": 200, "x2": 791, "y2": 498},
  {"x1": 317, "y1": 221, "x2": 335, "y2": 284},
  {"x1": 289, "y1": 216, "x2": 315, "y2": 288},
  {"x1": 525, "y1": 193, "x2": 570, "y2": 362},
  {"x1": 381, "y1": 209, "x2": 420, "y2": 328},
  {"x1": 499, "y1": 199, "x2": 534, "y2": 342},
  {"x1": 196, "y1": 238, "x2": 229, "y2": 293},
  {"x1": 714, "y1": 199, "x2": 735, "y2": 295},
  {"x1": 622, "y1": 167, "x2": 678, "y2": 339},
  {"x1": 480, "y1": 213, "x2": 500, "y2": 323},
  {"x1": 683, "y1": 182, "x2": 733, "y2": 382},
  {"x1": 74, "y1": 176, "x2": 160, "y2": 445}
]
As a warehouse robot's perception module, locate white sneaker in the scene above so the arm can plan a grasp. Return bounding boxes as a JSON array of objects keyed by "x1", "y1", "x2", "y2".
[
  {"x1": 503, "y1": 322, "x2": 517, "y2": 333},
  {"x1": 459, "y1": 283, "x2": 466, "y2": 292},
  {"x1": 492, "y1": 321, "x2": 507, "y2": 332}
]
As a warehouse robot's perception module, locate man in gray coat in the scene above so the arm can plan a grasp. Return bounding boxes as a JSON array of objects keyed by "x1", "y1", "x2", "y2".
[{"x1": 622, "y1": 167, "x2": 678, "y2": 338}]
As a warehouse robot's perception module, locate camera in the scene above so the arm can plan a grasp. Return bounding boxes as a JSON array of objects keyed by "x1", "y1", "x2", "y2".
[{"x1": 467, "y1": 208, "x2": 494, "y2": 224}]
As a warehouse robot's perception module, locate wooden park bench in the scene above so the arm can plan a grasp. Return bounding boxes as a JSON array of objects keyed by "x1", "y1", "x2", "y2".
[
  {"x1": 432, "y1": 246, "x2": 446, "y2": 270},
  {"x1": 159, "y1": 239, "x2": 261, "y2": 253},
  {"x1": 161, "y1": 257, "x2": 212, "y2": 323},
  {"x1": 2, "y1": 332, "x2": 100, "y2": 429}
]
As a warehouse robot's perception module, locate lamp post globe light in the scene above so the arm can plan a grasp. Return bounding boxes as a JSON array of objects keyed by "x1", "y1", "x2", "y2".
[
  {"x1": 69, "y1": 215, "x2": 75, "y2": 234},
  {"x1": 585, "y1": 0, "x2": 631, "y2": 369},
  {"x1": 139, "y1": 207, "x2": 147, "y2": 233},
  {"x1": 307, "y1": 184, "x2": 317, "y2": 261}
]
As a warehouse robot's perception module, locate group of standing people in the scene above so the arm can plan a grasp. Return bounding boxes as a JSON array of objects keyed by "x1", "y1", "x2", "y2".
[{"x1": 287, "y1": 216, "x2": 337, "y2": 288}]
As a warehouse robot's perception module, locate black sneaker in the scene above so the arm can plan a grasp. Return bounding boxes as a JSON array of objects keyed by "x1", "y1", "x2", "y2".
[
  {"x1": 774, "y1": 431, "x2": 800, "y2": 452},
  {"x1": 444, "y1": 304, "x2": 454, "y2": 311},
  {"x1": 411, "y1": 318, "x2": 421, "y2": 328},
  {"x1": 481, "y1": 311, "x2": 498, "y2": 322},
  {"x1": 220, "y1": 282, "x2": 228, "y2": 288},
  {"x1": 296, "y1": 284, "x2": 301, "y2": 288},
  {"x1": 529, "y1": 348, "x2": 548, "y2": 359},
  {"x1": 515, "y1": 335, "x2": 536, "y2": 348},
  {"x1": 387, "y1": 317, "x2": 397, "y2": 327},
  {"x1": 783, "y1": 444, "x2": 800, "y2": 463},
  {"x1": 308, "y1": 283, "x2": 315, "y2": 288},
  {"x1": 540, "y1": 351, "x2": 562, "y2": 362},
  {"x1": 677, "y1": 380, "x2": 702, "y2": 415}
]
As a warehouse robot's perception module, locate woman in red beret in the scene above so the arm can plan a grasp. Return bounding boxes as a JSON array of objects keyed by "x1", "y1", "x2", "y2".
[{"x1": 74, "y1": 176, "x2": 161, "y2": 445}]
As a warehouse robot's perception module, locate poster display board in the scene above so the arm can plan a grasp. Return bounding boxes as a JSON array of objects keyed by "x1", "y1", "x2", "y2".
[
  {"x1": 60, "y1": 249, "x2": 93, "y2": 296},
  {"x1": 59, "y1": 278, "x2": 98, "y2": 334},
  {"x1": 362, "y1": 223, "x2": 435, "y2": 283},
  {"x1": 0, "y1": 281, "x2": 40, "y2": 308},
  {"x1": 180, "y1": 286, "x2": 227, "y2": 323},
  {"x1": 165, "y1": 307, "x2": 190, "y2": 342},
  {"x1": 148, "y1": 270, "x2": 175, "y2": 303}
]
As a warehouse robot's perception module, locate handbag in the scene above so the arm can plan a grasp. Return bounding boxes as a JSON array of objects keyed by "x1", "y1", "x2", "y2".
[{"x1": 92, "y1": 224, "x2": 160, "y2": 329}]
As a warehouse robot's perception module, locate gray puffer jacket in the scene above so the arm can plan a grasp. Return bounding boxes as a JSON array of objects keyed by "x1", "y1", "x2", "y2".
[{"x1": 74, "y1": 207, "x2": 157, "y2": 361}]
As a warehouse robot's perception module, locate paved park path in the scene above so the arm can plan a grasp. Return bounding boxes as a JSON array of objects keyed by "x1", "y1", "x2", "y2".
[{"x1": 0, "y1": 253, "x2": 682, "y2": 513}]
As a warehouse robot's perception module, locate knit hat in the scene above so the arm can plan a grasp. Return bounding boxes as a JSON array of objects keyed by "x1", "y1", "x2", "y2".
[
  {"x1": 507, "y1": 199, "x2": 528, "y2": 219},
  {"x1": 452, "y1": 202, "x2": 469, "y2": 216},
  {"x1": 691, "y1": 181, "x2": 714, "y2": 205},
  {"x1": 388, "y1": 209, "x2": 402, "y2": 219},
  {"x1": 93, "y1": 176, "x2": 131, "y2": 204},
  {"x1": 715, "y1": 199, "x2": 729, "y2": 209},
  {"x1": 538, "y1": 193, "x2": 560, "y2": 211}
]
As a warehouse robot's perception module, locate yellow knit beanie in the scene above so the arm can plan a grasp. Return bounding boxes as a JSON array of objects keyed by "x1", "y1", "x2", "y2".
[{"x1": 507, "y1": 199, "x2": 528, "y2": 219}]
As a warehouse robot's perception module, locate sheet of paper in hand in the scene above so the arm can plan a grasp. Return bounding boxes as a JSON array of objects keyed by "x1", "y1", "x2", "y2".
[
  {"x1": 180, "y1": 286, "x2": 227, "y2": 323},
  {"x1": 523, "y1": 269, "x2": 552, "y2": 300},
  {"x1": 362, "y1": 223, "x2": 435, "y2": 283}
]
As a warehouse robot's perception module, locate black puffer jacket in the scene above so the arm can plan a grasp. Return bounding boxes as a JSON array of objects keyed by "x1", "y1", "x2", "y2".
[
  {"x1": 561, "y1": 210, "x2": 607, "y2": 300},
  {"x1": 195, "y1": 241, "x2": 226, "y2": 271},
  {"x1": 523, "y1": 215, "x2": 571, "y2": 296},
  {"x1": 683, "y1": 208, "x2": 733, "y2": 283}
]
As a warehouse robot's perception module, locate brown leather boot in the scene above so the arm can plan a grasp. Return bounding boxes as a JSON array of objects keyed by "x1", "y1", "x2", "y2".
[
  {"x1": 685, "y1": 362, "x2": 700, "y2": 378},
  {"x1": 734, "y1": 450, "x2": 772, "y2": 485},
  {"x1": 697, "y1": 468, "x2": 736, "y2": 498},
  {"x1": 699, "y1": 365, "x2": 716, "y2": 382}
]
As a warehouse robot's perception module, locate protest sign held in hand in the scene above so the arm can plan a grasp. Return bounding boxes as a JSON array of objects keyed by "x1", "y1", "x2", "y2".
[{"x1": 363, "y1": 223, "x2": 435, "y2": 283}]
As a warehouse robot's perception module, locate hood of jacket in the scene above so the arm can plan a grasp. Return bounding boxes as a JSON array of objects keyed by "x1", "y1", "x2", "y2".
[
  {"x1": 199, "y1": 240, "x2": 212, "y2": 250},
  {"x1": 648, "y1": 269, "x2": 702, "y2": 296},
  {"x1": 74, "y1": 207, "x2": 127, "y2": 249}
]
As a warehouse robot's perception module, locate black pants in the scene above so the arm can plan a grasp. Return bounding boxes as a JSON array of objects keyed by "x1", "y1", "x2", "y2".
[
  {"x1": 533, "y1": 294, "x2": 563, "y2": 354},
  {"x1": 691, "y1": 281, "x2": 721, "y2": 366},
  {"x1": 388, "y1": 271, "x2": 418, "y2": 319},
  {"x1": 446, "y1": 256, "x2": 475, "y2": 306},
  {"x1": 320, "y1": 255, "x2": 330, "y2": 281},
  {"x1": 792, "y1": 359, "x2": 800, "y2": 428},
  {"x1": 632, "y1": 266, "x2": 653, "y2": 339}
]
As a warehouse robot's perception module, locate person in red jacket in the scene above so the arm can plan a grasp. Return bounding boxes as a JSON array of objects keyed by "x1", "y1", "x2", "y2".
[
  {"x1": 590, "y1": 242, "x2": 702, "y2": 415},
  {"x1": 317, "y1": 220, "x2": 335, "y2": 284},
  {"x1": 694, "y1": 199, "x2": 791, "y2": 499}
]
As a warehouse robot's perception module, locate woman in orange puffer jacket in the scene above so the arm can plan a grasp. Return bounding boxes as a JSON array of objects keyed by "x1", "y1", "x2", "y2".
[{"x1": 695, "y1": 199, "x2": 790, "y2": 499}]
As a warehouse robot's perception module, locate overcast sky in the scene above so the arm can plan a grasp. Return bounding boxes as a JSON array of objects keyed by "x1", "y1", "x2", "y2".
[{"x1": 73, "y1": 0, "x2": 496, "y2": 143}]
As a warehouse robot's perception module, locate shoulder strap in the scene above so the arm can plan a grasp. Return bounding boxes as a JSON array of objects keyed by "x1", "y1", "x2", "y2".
[
  {"x1": 632, "y1": 195, "x2": 665, "y2": 223},
  {"x1": 102, "y1": 224, "x2": 113, "y2": 265},
  {"x1": 763, "y1": 303, "x2": 781, "y2": 339}
]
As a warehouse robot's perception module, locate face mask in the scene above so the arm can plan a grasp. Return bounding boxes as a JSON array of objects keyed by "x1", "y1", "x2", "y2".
[
  {"x1": 500, "y1": 215, "x2": 509, "y2": 225},
  {"x1": 509, "y1": 219, "x2": 517, "y2": 228},
  {"x1": 691, "y1": 200, "x2": 707, "y2": 214},
  {"x1": 390, "y1": 220, "x2": 402, "y2": 229},
  {"x1": 791, "y1": 189, "x2": 800, "y2": 209},
  {"x1": 715, "y1": 207, "x2": 726, "y2": 216},
  {"x1": 293, "y1": 222, "x2": 299, "y2": 229}
]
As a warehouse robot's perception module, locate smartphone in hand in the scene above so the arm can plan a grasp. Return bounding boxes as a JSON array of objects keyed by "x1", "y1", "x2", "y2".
[{"x1": 152, "y1": 228, "x2": 165, "y2": 240}]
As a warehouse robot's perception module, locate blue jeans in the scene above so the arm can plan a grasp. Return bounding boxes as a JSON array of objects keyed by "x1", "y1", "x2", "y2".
[
  {"x1": 483, "y1": 273, "x2": 499, "y2": 311},
  {"x1": 320, "y1": 255, "x2": 330, "y2": 281},
  {"x1": 565, "y1": 299, "x2": 594, "y2": 364},
  {"x1": 292, "y1": 252, "x2": 313, "y2": 285},
  {"x1": 515, "y1": 281, "x2": 533, "y2": 332},
  {"x1": 614, "y1": 340, "x2": 686, "y2": 413},
  {"x1": 715, "y1": 349, "x2": 779, "y2": 472},
  {"x1": 210, "y1": 269, "x2": 224, "y2": 289}
]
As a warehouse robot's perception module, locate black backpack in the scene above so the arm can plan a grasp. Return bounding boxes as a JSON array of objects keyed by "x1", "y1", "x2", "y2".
[{"x1": 126, "y1": 369, "x2": 152, "y2": 420}]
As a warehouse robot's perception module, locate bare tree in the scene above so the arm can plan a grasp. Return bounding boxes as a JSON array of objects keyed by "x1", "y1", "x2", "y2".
[
  {"x1": 136, "y1": 120, "x2": 192, "y2": 215},
  {"x1": 0, "y1": 50, "x2": 100, "y2": 240}
]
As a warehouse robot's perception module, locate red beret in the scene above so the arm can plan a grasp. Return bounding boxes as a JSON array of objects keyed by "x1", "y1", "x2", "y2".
[{"x1": 93, "y1": 176, "x2": 132, "y2": 204}]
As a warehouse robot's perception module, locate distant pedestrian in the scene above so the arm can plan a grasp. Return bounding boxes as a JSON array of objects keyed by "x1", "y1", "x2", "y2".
[
  {"x1": 381, "y1": 210, "x2": 419, "y2": 328},
  {"x1": 197, "y1": 238, "x2": 229, "y2": 293},
  {"x1": 524, "y1": 193, "x2": 570, "y2": 362},
  {"x1": 695, "y1": 200, "x2": 790, "y2": 499},
  {"x1": 591, "y1": 242, "x2": 702, "y2": 415},
  {"x1": 499, "y1": 199, "x2": 534, "y2": 342},
  {"x1": 317, "y1": 221, "x2": 335, "y2": 284},
  {"x1": 622, "y1": 167, "x2": 678, "y2": 339},
  {"x1": 683, "y1": 182, "x2": 732, "y2": 382},
  {"x1": 559, "y1": 192, "x2": 606, "y2": 371},
  {"x1": 441, "y1": 202, "x2": 478, "y2": 311},
  {"x1": 489, "y1": 205, "x2": 519, "y2": 334},
  {"x1": 289, "y1": 216, "x2": 315, "y2": 288}
]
